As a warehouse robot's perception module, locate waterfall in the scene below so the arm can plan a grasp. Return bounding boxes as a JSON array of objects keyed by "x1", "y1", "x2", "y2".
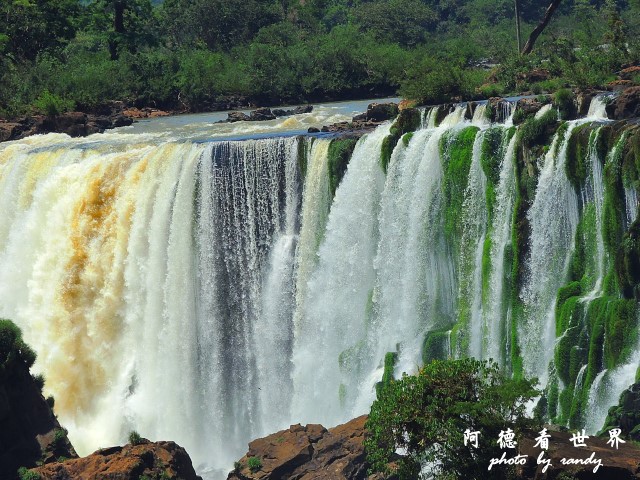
[
  {"x1": 483, "y1": 133, "x2": 517, "y2": 366},
  {"x1": 520, "y1": 123, "x2": 581, "y2": 384},
  {"x1": 291, "y1": 124, "x2": 391, "y2": 426},
  {"x1": 0, "y1": 97, "x2": 639, "y2": 477}
]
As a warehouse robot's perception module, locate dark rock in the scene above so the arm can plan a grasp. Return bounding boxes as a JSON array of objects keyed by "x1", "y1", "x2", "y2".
[
  {"x1": 351, "y1": 112, "x2": 368, "y2": 122},
  {"x1": 365, "y1": 102, "x2": 399, "y2": 122},
  {"x1": 227, "y1": 416, "x2": 370, "y2": 480},
  {"x1": 619, "y1": 65, "x2": 640, "y2": 81},
  {"x1": 465, "y1": 101, "x2": 477, "y2": 120},
  {"x1": 112, "y1": 114, "x2": 133, "y2": 128},
  {"x1": 227, "y1": 111, "x2": 250, "y2": 123},
  {"x1": 0, "y1": 335, "x2": 77, "y2": 478},
  {"x1": 29, "y1": 441, "x2": 202, "y2": 480},
  {"x1": 488, "y1": 97, "x2": 513, "y2": 123},
  {"x1": 307, "y1": 127, "x2": 320, "y2": 133},
  {"x1": 274, "y1": 105, "x2": 314, "y2": 117},
  {"x1": 576, "y1": 89, "x2": 599, "y2": 117},
  {"x1": 0, "y1": 123, "x2": 24, "y2": 142},
  {"x1": 434, "y1": 103, "x2": 455, "y2": 125},
  {"x1": 91, "y1": 116, "x2": 114, "y2": 129},
  {"x1": 607, "y1": 86, "x2": 640, "y2": 120},
  {"x1": 517, "y1": 97, "x2": 545, "y2": 117},
  {"x1": 249, "y1": 108, "x2": 276, "y2": 121},
  {"x1": 601, "y1": 381, "x2": 640, "y2": 440}
]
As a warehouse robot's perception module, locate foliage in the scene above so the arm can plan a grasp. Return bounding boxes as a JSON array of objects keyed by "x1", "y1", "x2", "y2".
[
  {"x1": 0, "y1": 0, "x2": 639, "y2": 116},
  {"x1": 17, "y1": 467, "x2": 40, "y2": 480},
  {"x1": 364, "y1": 358, "x2": 539, "y2": 480},
  {"x1": 128, "y1": 430, "x2": 143, "y2": 445},
  {"x1": 33, "y1": 90, "x2": 75, "y2": 116},
  {"x1": 0, "y1": 319, "x2": 37, "y2": 372},
  {"x1": 247, "y1": 456, "x2": 262, "y2": 473},
  {"x1": 51, "y1": 428, "x2": 68, "y2": 449}
]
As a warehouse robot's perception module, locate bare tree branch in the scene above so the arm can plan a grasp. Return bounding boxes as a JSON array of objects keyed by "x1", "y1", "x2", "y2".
[{"x1": 521, "y1": 0, "x2": 563, "y2": 55}]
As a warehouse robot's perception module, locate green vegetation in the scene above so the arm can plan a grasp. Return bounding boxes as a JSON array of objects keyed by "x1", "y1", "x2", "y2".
[
  {"x1": 128, "y1": 430, "x2": 143, "y2": 445},
  {"x1": 0, "y1": 319, "x2": 37, "y2": 373},
  {"x1": 327, "y1": 138, "x2": 358, "y2": 197},
  {"x1": 1, "y1": 1, "x2": 639, "y2": 117},
  {"x1": 247, "y1": 456, "x2": 262, "y2": 473},
  {"x1": 365, "y1": 358, "x2": 539, "y2": 480},
  {"x1": 17, "y1": 467, "x2": 40, "y2": 480}
]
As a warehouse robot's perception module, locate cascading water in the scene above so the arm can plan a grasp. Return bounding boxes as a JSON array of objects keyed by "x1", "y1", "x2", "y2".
[{"x1": 0, "y1": 95, "x2": 638, "y2": 477}]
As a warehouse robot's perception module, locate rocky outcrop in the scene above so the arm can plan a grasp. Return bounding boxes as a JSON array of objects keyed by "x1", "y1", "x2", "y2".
[
  {"x1": 226, "y1": 105, "x2": 313, "y2": 123},
  {"x1": 0, "y1": 320, "x2": 76, "y2": 479},
  {"x1": 607, "y1": 86, "x2": 640, "y2": 120},
  {"x1": 519, "y1": 427, "x2": 640, "y2": 479},
  {"x1": 228, "y1": 415, "x2": 640, "y2": 480},
  {"x1": 28, "y1": 440, "x2": 202, "y2": 480},
  {"x1": 0, "y1": 110, "x2": 133, "y2": 142},
  {"x1": 352, "y1": 102, "x2": 399, "y2": 122},
  {"x1": 601, "y1": 381, "x2": 640, "y2": 441},
  {"x1": 227, "y1": 416, "x2": 372, "y2": 480}
]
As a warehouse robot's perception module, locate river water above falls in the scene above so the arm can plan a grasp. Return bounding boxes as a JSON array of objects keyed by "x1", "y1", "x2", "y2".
[{"x1": 0, "y1": 96, "x2": 638, "y2": 478}]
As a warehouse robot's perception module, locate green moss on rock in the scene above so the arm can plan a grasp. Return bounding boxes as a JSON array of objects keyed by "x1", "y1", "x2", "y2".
[{"x1": 327, "y1": 137, "x2": 358, "y2": 197}]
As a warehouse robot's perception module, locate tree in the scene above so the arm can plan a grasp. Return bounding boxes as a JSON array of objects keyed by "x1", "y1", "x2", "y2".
[
  {"x1": 364, "y1": 358, "x2": 539, "y2": 480},
  {"x1": 0, "y1": 0, "x2": 79, "y2": 62},
  {"x1": 521, "y1": 0, "x2": 563, "y2": 54}
]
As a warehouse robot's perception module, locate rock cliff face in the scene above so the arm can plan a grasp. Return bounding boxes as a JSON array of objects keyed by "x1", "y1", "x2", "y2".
[
  {"x1": 227, "y1": 416, "x2": 377, "y2": 480},
  {"x1": 228, "y1": 415, "x2": 640, "y2": 480},
  {"x1": 29, "y1": 440, "x2": 202, "y2": 480},
  {"x1": 0, "y1": 320, "x2": 76, "y2": 479}
]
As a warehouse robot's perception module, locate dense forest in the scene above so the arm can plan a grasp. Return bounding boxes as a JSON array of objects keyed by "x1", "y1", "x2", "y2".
[{"x1": 0, "y1": 0, "x2": 639, "y2": 117}]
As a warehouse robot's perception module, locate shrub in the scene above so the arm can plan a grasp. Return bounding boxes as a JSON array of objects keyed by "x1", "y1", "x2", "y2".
[
  {"x1": 32, "y1": 90, "x2": 75, "y2": 116},
  {"x1": 17, "y1": 467, "x2": 40, "y2": 480},
  {"x1": 247, "y1": 456, "x2": 262, "y2": 473},
  {"x1": 554, "y1": 88, "x2": 576, "y2": 120},
  {"x1": 33, "y1": 373, "x2": 45, "y2": 391},
  {"x1": 51, "y1": 428, "x2": 67, "y2": 449},
  {"x1": 365, "y1": 359, "x2": 539, "y2": 479},
  {"x1": 128, "y1": 430, "x2": 143, "y2": 445},
  {"x1": 0, "y1": 319, "x2": 37, "y2": 370},
  {"x1": 233, "y1": 461, "x2": 242, "y2": 472}
]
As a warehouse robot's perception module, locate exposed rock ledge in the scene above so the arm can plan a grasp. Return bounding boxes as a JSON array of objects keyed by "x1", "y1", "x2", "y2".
[
  {"x1": 227, "y1": 415, "x2": 384, "y2": 480},
  {"x1": 28, "y1": 439, "x2": 202, "y2": 480},
  {"x1": 228, "y1": 415, "x2": 640, "y2": 480}
]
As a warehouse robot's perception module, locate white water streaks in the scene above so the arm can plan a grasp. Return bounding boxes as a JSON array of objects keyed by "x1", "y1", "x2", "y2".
[
  {"x1": 520, "y1": 123, "x2": 581, "y2": 384},
  {"x1": 291, "y1": 124, "x2": 391, "y2": 426}
]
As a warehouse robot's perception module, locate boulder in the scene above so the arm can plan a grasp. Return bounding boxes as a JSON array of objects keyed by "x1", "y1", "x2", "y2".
[
  {"x1": 364, "y1": 102, "x2": 399, "y2": 122},
  {"x1": 249, "y1": 108, "x2": 276, "y2": 121},
  {"x1": 28, "y1": 440, "x2": 202, "y2": 480},
  {"x1": 606, "y1": 86, "x2": 640, "y2": 120},
  {"x1": 227, "y1": 111, "x2": 250, "y2": 123},
  {"x1": 274, "y1": 105, "x2": 313, "y2": 117},
  {"x1": 307, "y1": 127, "x2": 320, "y2": 133},
  {"x1": 112, "y1": 114, "x2": 133, "y2": 128},
  {"x1": 227, "y1": 416, "x2": 371, "y2": 480}
]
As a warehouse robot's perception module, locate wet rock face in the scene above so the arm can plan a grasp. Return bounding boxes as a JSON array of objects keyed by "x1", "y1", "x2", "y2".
[
  {"x1": 227, "y1": 416, "x2": 372, "y2": 480},
  {"x1": 28, "y1": 440, "x2": 202, "y2": 480},
  {"x1": 607, "y1": 86, "x2": 640, "y2": 120}
]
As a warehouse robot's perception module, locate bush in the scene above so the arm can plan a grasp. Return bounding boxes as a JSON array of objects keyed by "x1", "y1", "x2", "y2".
[
  {"x1": 32, "y1": 90, "x2": 75, "y2": 116},
  {"x1": 364, "y1": 359, "x2": 539, "y2": 479},
  {"x1": 247, "y1": 456, "x2": 262, "y2": 473},
  {"x1": 17, "y1": 467, "x2": 40, "y2": 480},
  {"x1": 128, "y1": 430, "x2": 143, "y2": 445},
  {"x1": 33, "y1": 373, "x2": 45, "y2": 391},
  {"x1": 0, "y1": 319, "x2": 37, "y2": 370},
  {"x1": 554, "y1": 88, "x2": 576, "y2": 120},
  {"x1": 52, "y1": 428, "x2": 67, "y2": 449}
]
